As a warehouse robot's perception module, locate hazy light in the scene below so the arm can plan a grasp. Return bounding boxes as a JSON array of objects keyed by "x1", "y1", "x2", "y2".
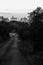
[{"x1": 0, "y1": 0, "x2": 43, "y2": 13}]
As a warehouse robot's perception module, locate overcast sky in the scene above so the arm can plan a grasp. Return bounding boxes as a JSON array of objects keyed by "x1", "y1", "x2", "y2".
[{"x1": 0, "y1": 0, "x2": 43, "y2": 13}]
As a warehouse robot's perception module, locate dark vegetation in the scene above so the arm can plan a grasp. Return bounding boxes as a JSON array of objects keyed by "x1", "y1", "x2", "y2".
[
  {"x1": 0, "y1": 7, "x2": 43, "y2": 64},
  {"x1": 0, "y1": 21, "x2": 10, "y2": 43}
]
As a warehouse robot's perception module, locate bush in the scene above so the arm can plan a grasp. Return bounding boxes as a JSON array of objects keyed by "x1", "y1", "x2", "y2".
[{"x1": 0, "y1": 21, "x2": 10, "y2": 43}]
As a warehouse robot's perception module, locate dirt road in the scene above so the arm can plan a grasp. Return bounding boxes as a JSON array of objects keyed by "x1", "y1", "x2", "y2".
[{"x1": 0, "y1": 34, "x2": 27, "y2": 65}]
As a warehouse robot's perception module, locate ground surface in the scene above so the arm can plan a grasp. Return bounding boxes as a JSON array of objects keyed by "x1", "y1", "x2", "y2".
[
  {"x1": 1, "y1": 33, "x2": 43, "y2": 65},
  {"x1": 0, "y1": 34, "x2": 27, "y2": 65}
]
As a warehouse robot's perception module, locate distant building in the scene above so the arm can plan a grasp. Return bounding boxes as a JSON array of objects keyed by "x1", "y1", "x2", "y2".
[{"x1": 10, "y1": 16, "x2": 17, "y2": 21}]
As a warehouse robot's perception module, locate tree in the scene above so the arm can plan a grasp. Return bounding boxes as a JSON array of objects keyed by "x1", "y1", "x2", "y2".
[
  {"x1": 0, "y1": 21, "x2": 10, "y2": 43},
  {"x1": 28, "y1": 7, "x2": 43, "y2": 53},
  {"x1": 20, "y1": 17, "x2": 28, "y2": 23},
  {"x1": 28, "y1": 7, "x2": 43, "y2": 24}
]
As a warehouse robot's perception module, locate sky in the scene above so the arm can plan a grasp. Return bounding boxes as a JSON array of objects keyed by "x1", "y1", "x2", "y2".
[
  {"x1": 0, "y1": 0, "x2": 43, "y2": 20},
  {"x1": 0, "y1": 0, "x2": 43, "y2": 13}
]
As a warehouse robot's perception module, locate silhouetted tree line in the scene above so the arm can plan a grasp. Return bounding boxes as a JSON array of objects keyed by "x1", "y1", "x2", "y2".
[
  {"x1": 18, "y1": 7, "x2": 43, "y2": 56},
  {"x1": 0, "y1": 7, "x2": 43, "y2": 64}
]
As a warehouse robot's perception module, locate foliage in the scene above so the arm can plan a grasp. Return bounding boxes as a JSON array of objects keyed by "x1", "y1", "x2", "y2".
[
  {"x1": 18, "y1": 7, "x2": 43, "y2": 60},
  {"x1": 0, "y1": 21, "x2": 10, "y2": 43},
  {"x1": 28, "y1": 7, "x2": 43, "y2": 53},
  {"x1": 28, "y1": 7, "x2": 43, "y2": 23},
  {"x1": 0, "y1": 7, "x2": 43, "y2": 59}
]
